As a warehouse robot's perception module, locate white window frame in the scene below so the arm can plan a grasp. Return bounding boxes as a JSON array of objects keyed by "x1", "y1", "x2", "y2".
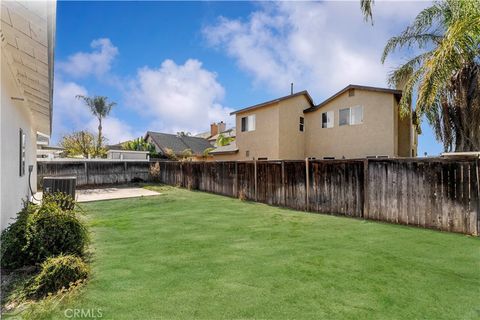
[
  {"x1": 339, "y1": 106, "x2": 364, "y2": 126},
  {"x1": 322, "y1": 111, "x2": 334, "y2": 128},
  {"x1": 241, "y1": 115, "x2": 256, "y2": 132},
  {"x1": 350, "y1": 105, "x2": 364, "y2": 125}
]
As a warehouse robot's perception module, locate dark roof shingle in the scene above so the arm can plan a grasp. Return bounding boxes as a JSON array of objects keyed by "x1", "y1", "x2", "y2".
[{"x1": 146, "y1": 131, "x2": 212, "y2": 156}]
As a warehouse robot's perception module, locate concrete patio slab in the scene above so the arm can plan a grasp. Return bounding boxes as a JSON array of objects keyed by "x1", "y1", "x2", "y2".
[{"x1": 35, "y1": 187, "x2": 160, "y2": 203}]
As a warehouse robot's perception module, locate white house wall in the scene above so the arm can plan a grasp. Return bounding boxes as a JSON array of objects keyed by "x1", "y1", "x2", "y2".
[{"x1": 1, "y1": 55, "x2": 37, "y2": 230}]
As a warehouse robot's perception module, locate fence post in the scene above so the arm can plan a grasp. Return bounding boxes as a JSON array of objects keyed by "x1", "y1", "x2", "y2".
[
  {"x1": 234, "y1": 161, "x2": 238, "y2": 197},
  {"x1": 282, "y1": 161, "x2": 286, "y2": 207},
  {"x1": 305, "y1": 157, "x2": 310, "y2": 211},
  {"x1": 124, "y1": 161, "x2": 128, "y2": 183},
  {"x1": 363, "y1": 159, "x2": 369, "y2": 219},
  {"x1": 254, "y1": 160, "x2": 258, "y2": 201},
  {"x1": 476, "y1": 159, "x2": 480, "y2": 236},
  {"x1": 84, "y1": 162, "x2": 88, "y2": 185}
]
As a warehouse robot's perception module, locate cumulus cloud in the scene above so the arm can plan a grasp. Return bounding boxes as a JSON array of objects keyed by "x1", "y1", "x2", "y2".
[
  {"x1": 52, "y1": 77, "x2": 136, "y2": 144},
  {"x1": 87, "y1": 117, "x2": 136, "y2": 145},
  {"x1": 203, "y1": 1, "x2": 430, "y2": 98},
  {"x1": 57, "y1": 38, "x2": 118, "y2": 78},
  {"x1": 127, "y1": 59, "x2": 233, "y2": 134}
]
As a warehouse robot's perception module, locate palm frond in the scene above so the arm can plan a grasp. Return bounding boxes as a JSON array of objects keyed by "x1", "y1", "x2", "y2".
[
  {"x1": 417, "y1": 14, "x2": 480, "y2": 108},
  {"x1": 360, "y1": 0, "x2": 374, "y2": 24}
]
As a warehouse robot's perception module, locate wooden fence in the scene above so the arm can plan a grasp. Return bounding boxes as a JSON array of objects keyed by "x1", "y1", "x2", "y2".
[
  {"x1": 37, "y1": 160, "x2": 150, "y2": 188},
  {"x1": 152, "y1": 158, "x2": 480, "y2": 235},
  {"x1": 37, "y1": 158, "x2": 480, "y2": 235}
]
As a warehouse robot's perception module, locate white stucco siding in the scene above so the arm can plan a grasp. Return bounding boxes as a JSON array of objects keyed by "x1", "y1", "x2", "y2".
[{"x1": 1, "y1": 57, "x2": 38, "y2": 230}]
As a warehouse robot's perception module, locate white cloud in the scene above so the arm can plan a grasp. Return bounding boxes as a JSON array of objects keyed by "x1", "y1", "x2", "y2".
[
  {"x1": 57, "y1": 38, "x2": 118, "y2": 78},
  {"x1": 127, "y1": 59, "x2": 233, "y2": 134},
  {"x1": 52, "y1": 77, "x2": 90, "y2": 140},
  {"x1": 52, "y1": 77, "x2": 136, "y2": 144},
  {"x1": 87, "y1": 117, "x2": 136, "y2": 145},
  {"x1": 203, "y1": 1, "x2": 431, "y2": 98}
]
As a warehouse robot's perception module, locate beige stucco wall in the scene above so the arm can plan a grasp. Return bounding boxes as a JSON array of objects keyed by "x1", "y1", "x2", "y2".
[
  {"x1": 396, "y1": 97, "x2": 413, "y2": 157},
  {"x1": 304, "y1": 90, "x2": 399, "y2": 159},
  {"x1": 277, "y1": 95, "x2": 309, "y2": 160},
  {"x1": 208, "y1": 153, "x2": 240, "y2": 161},
  {"x1": 234, "y1": 103, "x2": 280, "y2": 160},
  {"x1": 1, "y1": 55, "x2": 38, "y2": 230},
  {"x1": 232, "y1": 94, "x2": 311, "y2": 161}
]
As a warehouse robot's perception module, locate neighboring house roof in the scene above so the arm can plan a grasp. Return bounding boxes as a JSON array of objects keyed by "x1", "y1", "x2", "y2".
[
  {"x1": 106, "y1": 142, "x2": 125, "y2": 151},
  {"x1": 209, "y1": 141, "x2": 239, "y2": 155},
  {"x1": 304, "y1": 84, "x2": 403, "y2": 113},
  {"x1": 209, "y1": 128, "x2": 236, "y2": 142},
  {"x1": 146, "y1": 131, "x2": 212, "y2": 156},
  {"x1": 230, "y1": 90, "x2": 314, "y2": 115},
  {"x1": 195, "y1": 131, "x2": 211, "y2": 139}
]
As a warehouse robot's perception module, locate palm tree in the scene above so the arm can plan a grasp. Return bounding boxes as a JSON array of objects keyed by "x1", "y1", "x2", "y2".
[
  {"x1": 216, "y1": 133, "x2": 234, "y2": 147},
  {"x1": 76, "y1": 95, "x2": 116, "y2": 153},
  {"x1": 381, "y1": 0, "x2": 480, "y2": 152}
]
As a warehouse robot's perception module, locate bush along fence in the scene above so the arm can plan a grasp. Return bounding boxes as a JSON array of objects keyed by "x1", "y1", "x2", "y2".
[
  {"x1": 152, "y1": 158, "x2": 480, "y2": 236},
  {"x1": 37, "y1": 160, "x2": 151, "y2": 188}
]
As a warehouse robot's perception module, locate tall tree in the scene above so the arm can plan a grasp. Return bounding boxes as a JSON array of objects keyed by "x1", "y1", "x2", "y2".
[
  {"x1": 59, "y1": 131, "x2": 96, "y2": 158},
  {"x1": 381, "y1": 0, "x2": 480, "y2": 152},
  {"x1": 76, "y1": 95, "x2": 116, "y2": 153}
]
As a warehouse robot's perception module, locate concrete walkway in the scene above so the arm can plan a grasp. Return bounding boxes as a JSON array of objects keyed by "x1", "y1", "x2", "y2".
[{"x1": 35, "y1": 187, "x2": 160, "y2": 203}]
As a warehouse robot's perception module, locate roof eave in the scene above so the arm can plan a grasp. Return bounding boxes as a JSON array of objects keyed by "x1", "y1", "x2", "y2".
[{"x1": 230, "y1": 90, "x2": 314, "y2": 115}]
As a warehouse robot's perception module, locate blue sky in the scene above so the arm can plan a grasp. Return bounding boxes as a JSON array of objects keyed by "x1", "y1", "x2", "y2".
[{"x1": 53, "y1": 1, "x2": 442, "y2": 156}]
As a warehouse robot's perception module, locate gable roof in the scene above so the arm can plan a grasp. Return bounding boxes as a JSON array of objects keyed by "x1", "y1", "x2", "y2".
[
  {"x1": 303, "y1": 84, "x2": 403, "y2": 113},
  {"x1": 209, "y1": 141, "x2": 239, "y2": 155},
  {"x1": 230, "y1": 90, "x2": 314, "y2": 115},
  {"x1": 145, "y1": 131, "x2": 212, "y2": 156}
]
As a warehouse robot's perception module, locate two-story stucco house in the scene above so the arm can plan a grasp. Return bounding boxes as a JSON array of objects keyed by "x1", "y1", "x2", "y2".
[
  {"x1": 1, "y1": 0, "x2": 56, "y2": 230},
  {"x1": 210, "y1": 85, "x2": 417, "y2": 161}
]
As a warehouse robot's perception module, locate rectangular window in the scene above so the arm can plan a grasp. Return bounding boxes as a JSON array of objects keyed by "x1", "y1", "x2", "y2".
[
  {"x1": 339, "y1": 108, "x2": 350, "y2": 126},
  {"x1": 322, "y1": 111, "x2": 334, "y2": 128},
  {"x1": 19, "y1": 128, "x2": 26, "y2": 176},
  {"x1": 351, "y1": 106, "x2": 364, "y2": 125},
  {"x1": 241, "y1": 115, "x2": 256, "y2": 132},
  {"x1": 299, "y1": 117, "x2": 304, "y2": 132}
]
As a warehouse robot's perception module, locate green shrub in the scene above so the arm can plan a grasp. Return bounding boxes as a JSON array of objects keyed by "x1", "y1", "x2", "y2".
[
  {"x1": 25, "y1": 201, "x2": 88, "y2": 263},
  {"x1": 42, "y1": 192, "x2": 76, "y2": 211},
  {"x1": 1, "y1": 196, "x2": 88, "y2": 269},
  {"x1": 0, "y1": 202, "x2": 37, "y2": 269},
  {"x1": 28, "y1": 255, "x2": 89, "y2": 298}
]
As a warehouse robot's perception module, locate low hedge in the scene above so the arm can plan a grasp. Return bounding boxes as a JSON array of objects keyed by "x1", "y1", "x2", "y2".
[
  {"x1": 0, "y1": 194, "x2": 88, "y2": 269},
  {"x1": 28, "y1": 254, "x2": 90, "y2": 298}
]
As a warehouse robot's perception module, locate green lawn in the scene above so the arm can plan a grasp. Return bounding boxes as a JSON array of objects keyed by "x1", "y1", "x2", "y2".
[{"x1": 40, "y1": 186, "x2": 480, "y2": 319}]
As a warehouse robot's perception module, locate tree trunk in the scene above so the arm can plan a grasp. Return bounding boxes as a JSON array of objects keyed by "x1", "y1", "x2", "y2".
[{"x1": 98, "y1": 117, "x2": 103, "y2": 156}]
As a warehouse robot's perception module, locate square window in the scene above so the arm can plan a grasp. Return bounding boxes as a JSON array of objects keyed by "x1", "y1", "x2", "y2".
[
  {"x1": 351, "y1": 106, "x2": 363, "y2": 125},
  {"x1": 322, "y1": 111, "x2": 334, "y2": 128},
  {"x1": 339, "y1": 108, "x2": 350, "y2": 126},
  {"x1": 241, "y1": 115, "x2": 256, "y2": 132}
]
